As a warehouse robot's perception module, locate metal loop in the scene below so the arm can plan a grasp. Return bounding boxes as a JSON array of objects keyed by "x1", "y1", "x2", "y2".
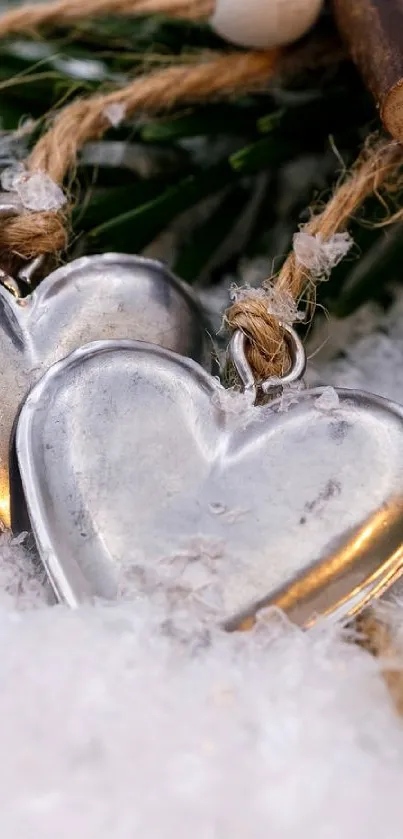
[
  {"x1": 229, "y1": 323, "x2": 306, "y2": 400},
  {"x1": 18, "y1": 255, "x2": 45, "y2": 287},
  {"x1": 229, "y1": 330, "x2": 257, "y2": 400}
]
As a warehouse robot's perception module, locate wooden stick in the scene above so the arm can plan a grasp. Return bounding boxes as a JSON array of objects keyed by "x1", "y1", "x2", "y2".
[{"x1": 333, "y1": 0, "x2": 403, "y2": 142}]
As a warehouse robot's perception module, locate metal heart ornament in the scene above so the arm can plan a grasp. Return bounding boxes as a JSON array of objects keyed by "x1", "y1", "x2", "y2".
[
  {"x1": 14, "y1": 339, "x2": 403, "y2": 628},
  {"x1": 0, "y1": 253, "x2": 208, "y2": 527}
]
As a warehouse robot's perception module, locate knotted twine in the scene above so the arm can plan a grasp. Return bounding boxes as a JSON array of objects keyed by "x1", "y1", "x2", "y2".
[
  {"x1": 226, "y1": 137, "x2": 403, "y2": 380},
  {"x1": 1, "y1": 1, "x2": 403, "y2": 712}
]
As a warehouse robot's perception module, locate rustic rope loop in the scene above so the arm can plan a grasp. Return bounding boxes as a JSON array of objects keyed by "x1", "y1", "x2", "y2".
[
  {"x1": 225, "y1": 297, "x2": 291, "y2": 381},
  {"x1": 225, "y1": 138, "x2": 403, "y2": 381}
]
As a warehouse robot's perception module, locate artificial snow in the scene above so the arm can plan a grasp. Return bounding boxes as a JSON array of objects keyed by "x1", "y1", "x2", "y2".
[
  {"x1": 103, "y1": 102, "x2": 126, "y2": 128},
  {"x1": 16, "y1": 171, "x2": 66, "y2": 212},
  {"x1": 293, "y1": 231, "x2": 353, "y2": 281},
  {"x1": 0, "y1": 536, "x2": 403, "y2": 838},
  {"x1": 315, "y1": 386, "x2": 340, "y2": 412},
  {"x1": 308, "y1": 285, "x2": 403, "y2": 402},
  {"x1": 0, "y1": 530, "x2": 49, "y2": 610},
  {"x1": 1, "y1": 166, "x2": 66, "y2": 211},
  {"x1": 278, "y1": 380, "x2": 305, "y2": 412},
  {"x1": 211, "y1": 384, "x2": 258, "y2": 425}
]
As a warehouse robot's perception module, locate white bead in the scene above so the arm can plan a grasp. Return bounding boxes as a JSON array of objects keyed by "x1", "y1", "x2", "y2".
[{"x1": 211, "y1": 0, "x2": 324, "y2": 49}]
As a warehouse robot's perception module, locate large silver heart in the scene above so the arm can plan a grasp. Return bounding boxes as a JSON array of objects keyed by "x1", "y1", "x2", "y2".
[
  {"x1": 14, "y1": 340, "x2": 403, "y2": 628},
  {"x1": 0, "y1": 253, "x2": 207, "y2": 526}
]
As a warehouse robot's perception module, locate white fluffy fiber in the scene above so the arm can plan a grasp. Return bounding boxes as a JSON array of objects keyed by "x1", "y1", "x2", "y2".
[
  {"x1": 293, "y1": 231, "x2": 353, "y2": 282},
  {"x1": 3, "y1": 289, "x2": 403, "y2": 837}
]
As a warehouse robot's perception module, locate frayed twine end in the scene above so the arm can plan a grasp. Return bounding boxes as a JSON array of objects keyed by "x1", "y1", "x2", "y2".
[
  {"x1": 293, "y1": 231, "x2": 353, "y2": 281},
  {"x1": 229, "y1": 282, "x2": 304, "y2": 326}
]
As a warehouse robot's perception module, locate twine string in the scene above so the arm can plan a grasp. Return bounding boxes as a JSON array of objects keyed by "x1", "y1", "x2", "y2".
[
  {"x1": 226, "y1": 138, "x2": 403, "y2": 380},
  {"x1": 29, "y1": 51, "x2": 278, "y2": 181},
  {"x1": 0, "y1": 50, "x2": 279, "y2": 259},
  {"x1": 0, "y1": 0, "x2": 214, "y2": 36}
]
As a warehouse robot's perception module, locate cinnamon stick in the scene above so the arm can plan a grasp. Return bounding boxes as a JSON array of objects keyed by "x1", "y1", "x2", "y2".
[{"x1": 333, "y1": 0, "x2": 403, "y2": 142}]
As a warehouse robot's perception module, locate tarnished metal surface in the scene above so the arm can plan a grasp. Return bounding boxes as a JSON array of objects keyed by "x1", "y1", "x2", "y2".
[
  {"x1": 0, "y1": 254, "x2": 208, "y2": 526},
  {"x1": 14, "y1": 340, "x2": 403, "y2": 628}
]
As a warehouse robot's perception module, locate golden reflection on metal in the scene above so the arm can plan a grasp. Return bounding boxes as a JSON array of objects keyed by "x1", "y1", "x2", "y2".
[
  {"x1": 0, "y1": 469, "x2": 11, "y2": 529},
  {"x1": 229, "y1": 500, "x2": 403, "y2": 632},
  {"x1": 0, "y1": 274, "x2": 21, "y2": 299}
]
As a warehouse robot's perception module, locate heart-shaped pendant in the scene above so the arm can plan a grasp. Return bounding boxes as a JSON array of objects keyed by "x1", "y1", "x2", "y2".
[
  {"x1": 0, "y1": 253, "x2": 208, "y2": 527},
  {"x1": 13, "y1": 339, "x2": 403, "y2": 628}
]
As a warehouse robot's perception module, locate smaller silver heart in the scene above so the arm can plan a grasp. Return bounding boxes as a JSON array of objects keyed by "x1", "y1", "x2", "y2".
[
  {"x1": 0, "y1": 253, "x2": 208, "y2": 526},
  {"x1": 14, "y1": 340, "x2": 403, "y2": 628}
]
